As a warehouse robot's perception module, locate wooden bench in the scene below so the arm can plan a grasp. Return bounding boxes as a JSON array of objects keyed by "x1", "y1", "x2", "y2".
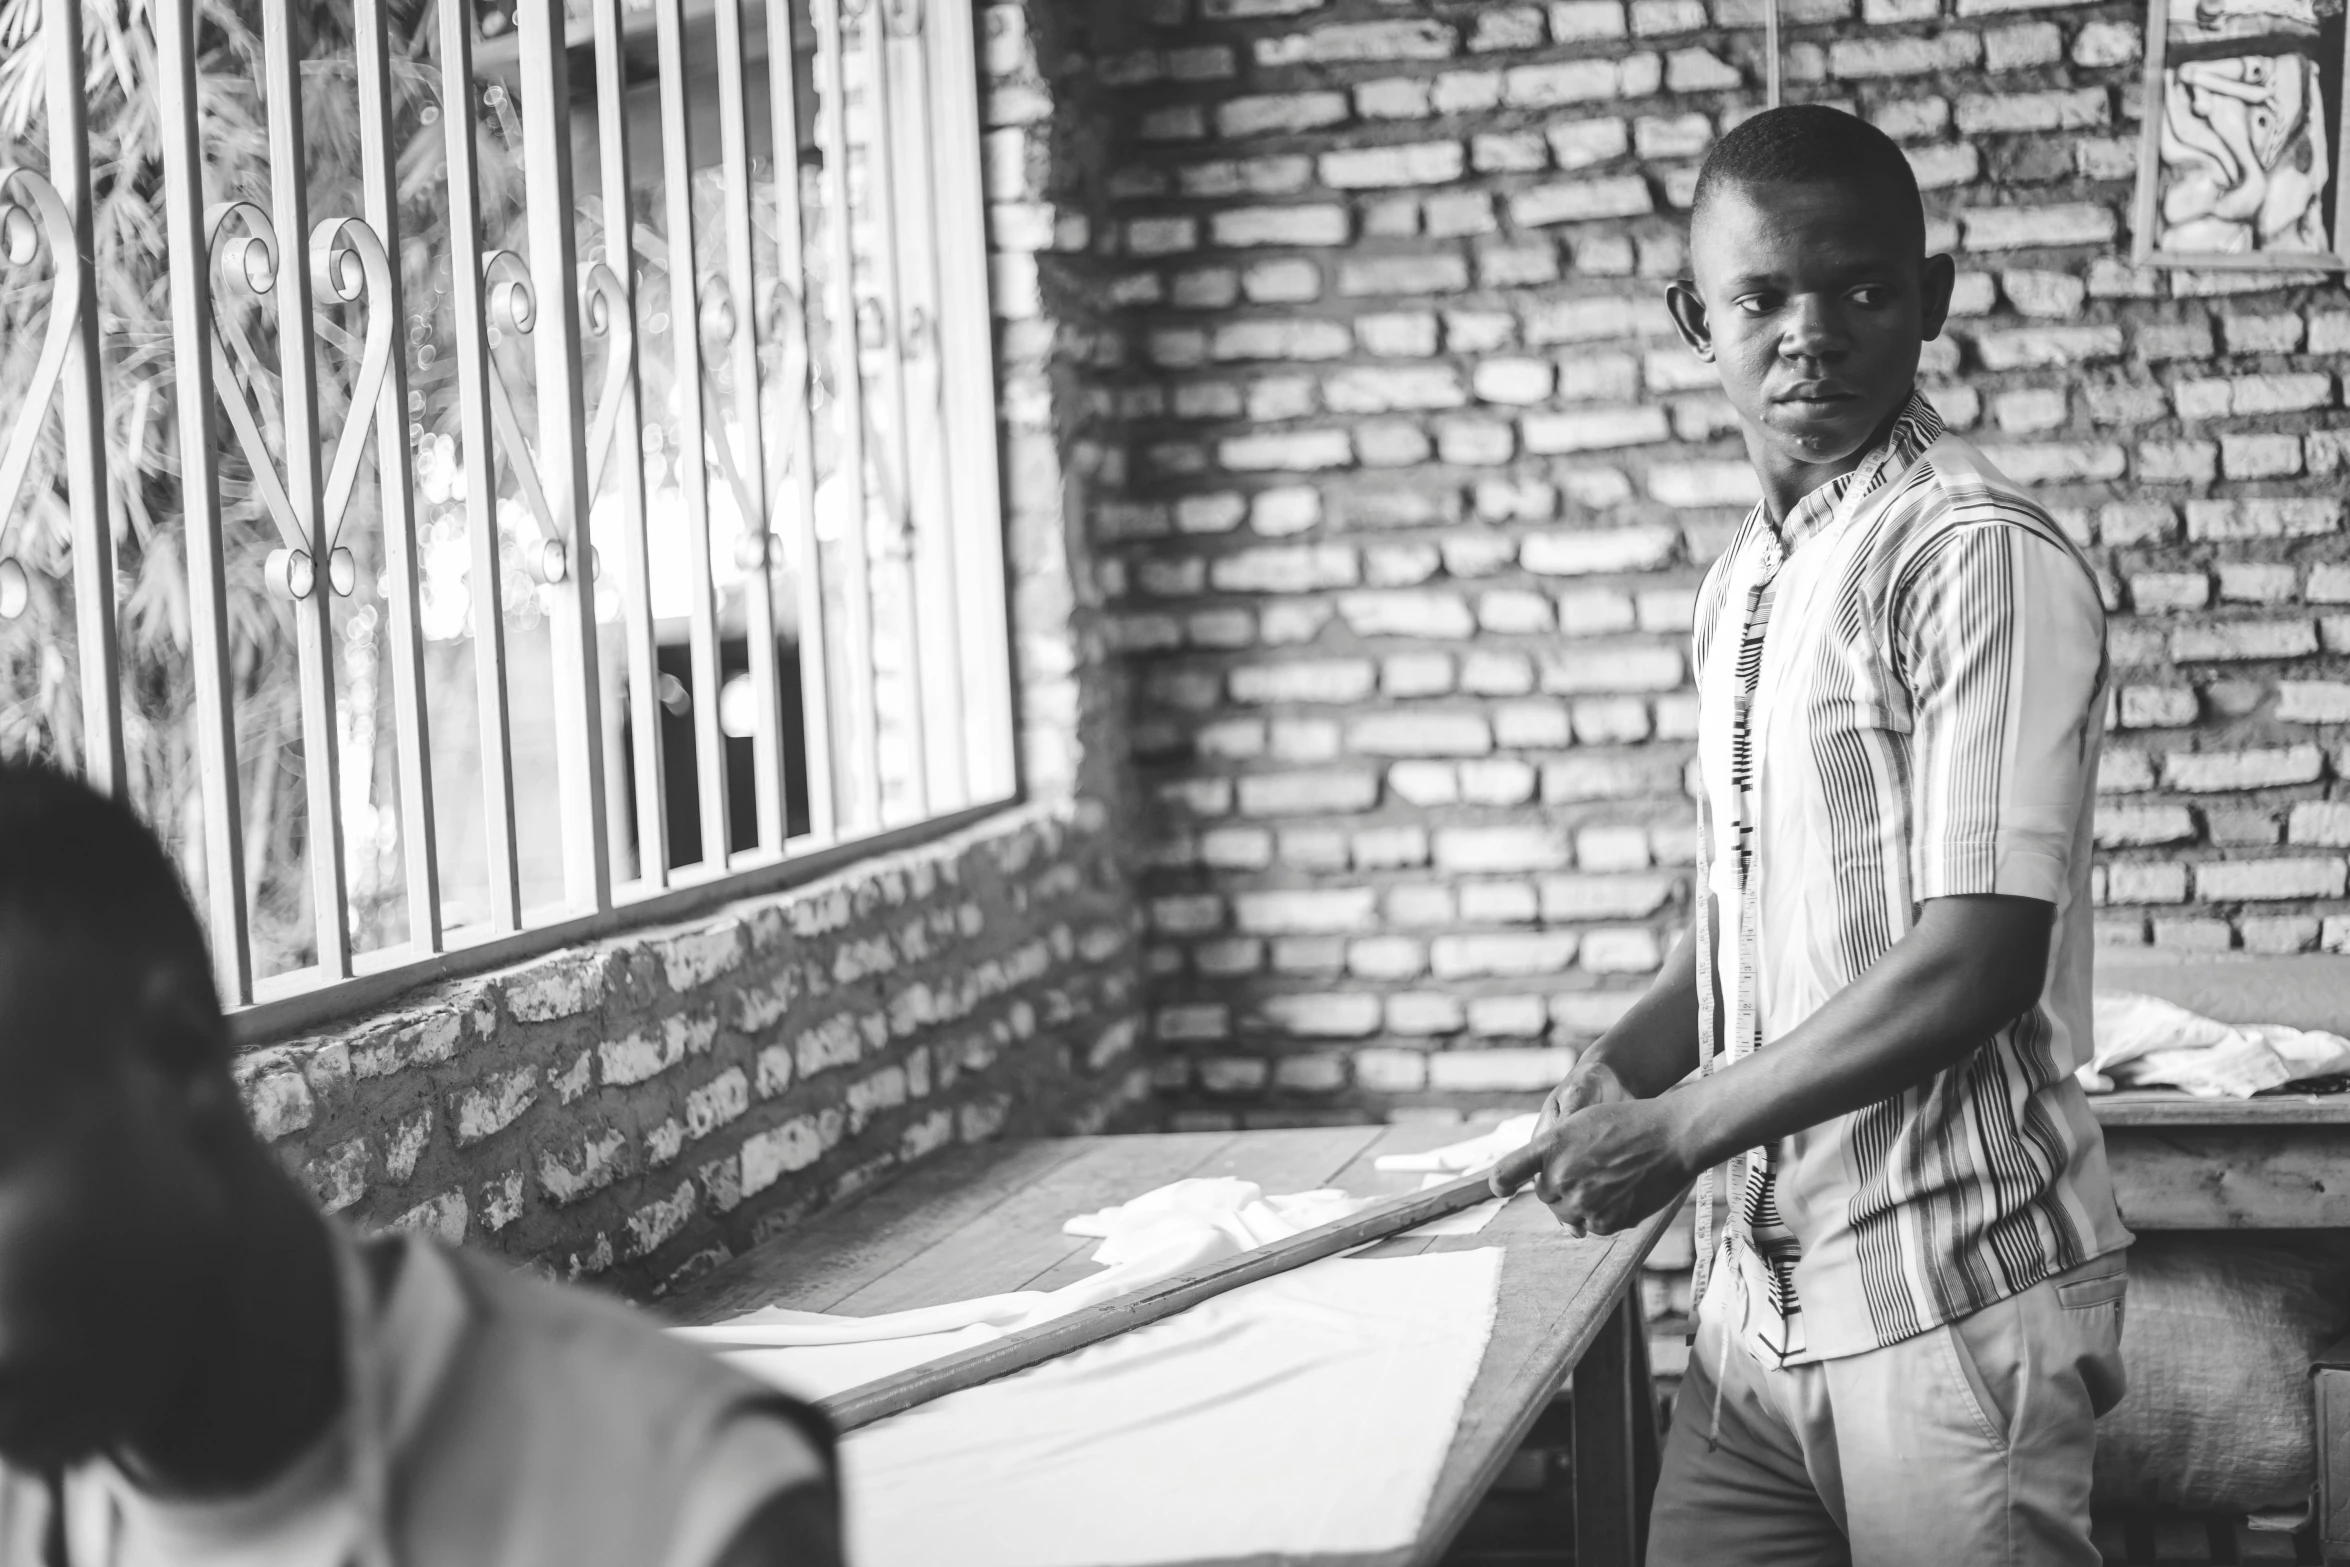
[{"x1": 664, "y1": 1123, "x2": 1671, "y2": 1567}]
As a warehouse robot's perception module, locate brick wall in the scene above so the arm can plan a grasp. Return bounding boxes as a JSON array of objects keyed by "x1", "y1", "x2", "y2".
[
  {"x1": 231, "y1": 0, "x2": 1153, "y2": 1301},
  {"x1": 1076, "y1": 0, "x2": 2350, "y2": 1124},
  {"x1": 245, "y1": 801, "x2": 1145, "y2": 1297}
]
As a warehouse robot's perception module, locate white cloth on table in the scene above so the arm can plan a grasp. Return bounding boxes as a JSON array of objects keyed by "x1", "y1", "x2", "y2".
[
  {"x1": 683, "y1": 1171, "x2": 1520, "y2": 1409},
  {"x1": 2083, "y1": 990, "x2": 2350, "y2": 1098},
  {"x1": 1373, "y1": 1113, "x2": 1539, "y2": 1174},
  {"x1": 828, "y1": 1247, "x2": 1503, "y2": 1567}
]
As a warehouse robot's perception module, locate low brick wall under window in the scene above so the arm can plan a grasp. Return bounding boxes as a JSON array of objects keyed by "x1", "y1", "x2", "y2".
[{"x1": 237, "y1": 800, "x2": 1147, "y2": 1298}]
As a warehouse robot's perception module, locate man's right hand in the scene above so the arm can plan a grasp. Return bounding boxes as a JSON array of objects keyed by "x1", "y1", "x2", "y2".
[{"x1": 1486, "y1": 1055, "x2": 1636, "y2": 1200}]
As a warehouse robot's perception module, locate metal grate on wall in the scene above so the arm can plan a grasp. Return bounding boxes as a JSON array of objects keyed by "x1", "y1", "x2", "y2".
[{"x1": 0, "y1": 0, "x2": 1015, "y2": 1034}]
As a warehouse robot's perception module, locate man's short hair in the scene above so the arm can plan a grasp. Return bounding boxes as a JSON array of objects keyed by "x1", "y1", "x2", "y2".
[
  {"x1": 0, "y1": 762, "x2": 225, "y2": 1072},
  {"x1": 1691, "y1": 103, "x2": 1925, "y2": 253}
]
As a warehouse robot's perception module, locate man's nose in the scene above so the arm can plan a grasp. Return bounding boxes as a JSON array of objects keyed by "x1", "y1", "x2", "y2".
[{"x1": 1779, "y1": 296, "x2": 1849, "y2": 361}]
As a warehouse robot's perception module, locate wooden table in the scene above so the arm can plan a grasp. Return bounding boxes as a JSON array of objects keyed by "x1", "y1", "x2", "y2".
[
  {"x1": 2091, "y1": 953, "x2": 2350, "y2": 1232},
  {"x1": 665, "y1": 1123, "x2": 1673, "y2": 1567}
]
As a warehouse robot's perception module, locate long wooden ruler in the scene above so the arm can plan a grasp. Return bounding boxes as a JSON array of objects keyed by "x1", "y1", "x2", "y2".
[{"x1": 819, "y1": 1167, "x2": 1512, "y2": 1431}]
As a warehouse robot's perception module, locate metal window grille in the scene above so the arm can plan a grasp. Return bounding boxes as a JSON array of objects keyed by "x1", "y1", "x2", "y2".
[{"x1": 0, "y1": 0, "x2": 1014, "y2": 1035}]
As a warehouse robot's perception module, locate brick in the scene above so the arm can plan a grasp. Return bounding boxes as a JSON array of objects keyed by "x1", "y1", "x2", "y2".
[
  {"x1": 1551, "y1": 0, "x2": 1631, "y2": 37},
  {"x1": 2073, "y1": 18, "x2": 2139, "y2": 63},
  {"x1": 1212, "y1": 206, "x2": 1351, "y2": 249},
  {"x1": 1521, "y1": 525, "x2": 1678, "y2": 575},
  {"x1": 1466, "y1": 996, "x2": 1549, "y2": 1037},
  {"x1": 2107, "y1": 862, "x2": 2188, "y2": 904},
  {"x1": 2096, "y1": 804, "x2": 2197, "y2": 847},
  {"x1": 1218, "y1": 430, "x2": 1354, "y2": 473},
  {"x1": 1320, "y1": 142, "x2": 1467, "y2": 189},
  {"x1": 2291, "y1": 801, "x2": 2350, "y2": 845},
  {"x1": 1970, "y1": 325, "x2": 2124, "y2": 370},
  {"x1": 2185, "y1": 499, "x2": 2343, "y2": 541},
  {"x1": 1510, "y1": 176, "x2": 1657, "y2": 228},
  {"x1": 1336, "y1": 255, "x2": 1472, "y2": 299},
  {"x1": 2194, "y1": 858, "x2": 2349, "y2": 902},
  {"x1": 2161, "y1": 745, "x2": 2326, "y2": 793},
  {"x1": 1339, "y1": 590, "x2": 1477, "y2": 640},
  {"x1": 1531, "y1": 123, "x2": 1626, "y2": 177},
  {"x1": 1541, "y1": 873, "x2": 1676, "y2": 920},
  {"x1": 2169, "y1": 620, "x2": 2319, "y2": 662},
  {"x1": 2281, "y1": 683, "x2": 2350, "y2": 725},
  {"x1": 1961, "y1": 205, "x2": 2118, "y2": 251},
  {"x1": 1237, "y1": 769, "x2": 1381, "y2": 817},
  {"x1": 1215, "y1": 93, "x2": 1351, "y2": 138},
  {"x1": 1955, "y1": 89, "x2": 2106, "y2": 135},
  {"x1": 1323, "y1": 363, "x2": 1466, "y2": 412},
  {"x1": 1256, "y1": 20, "x2": 1456, "y2": 65},
  {"x1": 2119, "y1": 686, "x2": 2198, "y2": 728},
  {"x1": 1177, "y1": 158, "x2": 1315, "y2": 200},
  {"x1": 1582, "y1": 927, "x2": 1663, "y2": 972},
  {"x1": 1352, "y1": 711, "x2": 1494, "y2": 756},
  {"x1": 1523, "y1": 405, "x2": 1670, "y2": 452},
  {"x1": 1525, "y1": 294, "x2": 1674, "y2": 344},
  {"x1": 1649, "y1": 462, "x2": 1761, "y2": 508},
  {"x1": 1430, "y1": 931, "x2": 1580, "y2": 977},
  {"x1": 1233, "y1": 889, "x2": 1380, "y2": 936},
  {"x1": 1830, "y1": 32, "x2": 1982, "y2": 77},
  {"x1": 1229, "y1": 658, "x2": 1378, "y2": 706},
  {"x1": 1663, "y1": 48, "x2": 1741, "y2": 91},
  {"x1": 1504, "y1": 55, "x2": 1660, "y2": 107},
  {"x1": 1428, "y1": 1047, "x2": 1575, "y2": 1091}
]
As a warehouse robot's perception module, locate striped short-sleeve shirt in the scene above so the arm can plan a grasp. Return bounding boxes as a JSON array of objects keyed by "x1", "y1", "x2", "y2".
[{"x1": 1691, "y1": 390, "x2": 2132, "y2": 1365}]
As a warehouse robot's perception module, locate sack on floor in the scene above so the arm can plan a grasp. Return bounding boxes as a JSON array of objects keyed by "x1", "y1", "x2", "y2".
[{"x1": 2094, "y1": 1234, "x2": 2350, "y2": 1512}]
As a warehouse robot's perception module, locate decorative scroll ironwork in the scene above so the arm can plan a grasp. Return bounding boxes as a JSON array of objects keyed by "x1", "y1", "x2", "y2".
[
  {"x1": 0, "y1": 168, "x2": 84, "y2": 618},
  {"x1": 5, "y1": 0, "x2": 1013, "y2": 1025}
]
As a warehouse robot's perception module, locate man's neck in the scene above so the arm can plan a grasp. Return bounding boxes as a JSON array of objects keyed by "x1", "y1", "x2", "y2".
[
  {"x1": 113, "y1": 1164, "x2": 344, "y2": 1498},
  {"x1": 1746, "y1": 396, "x2": 1913, "y2": 529}
]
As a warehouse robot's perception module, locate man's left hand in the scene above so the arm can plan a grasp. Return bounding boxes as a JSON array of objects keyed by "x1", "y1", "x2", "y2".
[{"x1": 1519, "y1": 1098, "x2": 1697, "y2": 1238}]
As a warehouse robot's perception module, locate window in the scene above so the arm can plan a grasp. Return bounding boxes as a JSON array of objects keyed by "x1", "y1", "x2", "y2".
[{"x1": 0, "y1": 0, "x2": 1014, "y2": 1027}]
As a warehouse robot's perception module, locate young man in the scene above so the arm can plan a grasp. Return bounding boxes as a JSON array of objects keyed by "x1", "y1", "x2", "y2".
[
  {"x1": 0, "y1": 763, "x2": 840, "y2": 1566},
  {"x1": 1492, "y1": 105, "x2": 2131, "y2": 1565}
]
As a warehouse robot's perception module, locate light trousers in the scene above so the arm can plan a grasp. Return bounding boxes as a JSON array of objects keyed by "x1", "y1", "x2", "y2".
[{"x1": 1646, "y1": 1252, "x2": 2127, "y2": 1567}]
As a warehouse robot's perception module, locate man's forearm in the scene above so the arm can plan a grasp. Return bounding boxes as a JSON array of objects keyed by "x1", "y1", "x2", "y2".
[
  {"x1": 1578, "y1": 932, "x2": 1702, "y2": 1098},
  {"x1": 1664, "y1": 894, "x2": 2050, "y2": 1173}
]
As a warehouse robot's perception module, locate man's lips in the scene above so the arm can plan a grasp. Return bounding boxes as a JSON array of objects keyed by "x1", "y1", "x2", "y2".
[{"x1": 1773, "y1": 383, "x2": 1858, "y2": 406}]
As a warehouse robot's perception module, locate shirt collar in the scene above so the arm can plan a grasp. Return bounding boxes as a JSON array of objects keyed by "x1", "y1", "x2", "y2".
[{"x1": 1767, "y1": 389, "x2": 1944, "y2": 554}]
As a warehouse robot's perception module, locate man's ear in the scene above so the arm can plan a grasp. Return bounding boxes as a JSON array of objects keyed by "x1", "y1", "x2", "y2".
[
  {"x1": 1665, "y1": 280, "x2": 1713, "y2": 361},
  {"x1": 1918, "y1": 252, "x2": 1956, "y2": 343}
]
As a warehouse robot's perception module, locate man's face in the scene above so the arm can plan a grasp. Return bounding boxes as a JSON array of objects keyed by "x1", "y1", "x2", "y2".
[
  {"x1": 0, "y1": 963, "x2": 225, "y2": 1471},
  {"x1": 1669, "y1": 179, "x2": 1953, "y2": 479}
]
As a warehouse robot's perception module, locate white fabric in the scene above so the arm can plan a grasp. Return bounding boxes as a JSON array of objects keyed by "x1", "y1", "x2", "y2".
[
  {"x1": 1373, "y1": 1113, "x2": 1539, "y2": 1174},
  {"x1": 830, "y1": 1249, "x2": 1502, "y2": 1567},
  {"x1": 682, "y1": 1172, "x2": 1512, "y2": 1371},
  {"x1": 2082, "y1": 990, "x2": 2350, "y2": 1098}
]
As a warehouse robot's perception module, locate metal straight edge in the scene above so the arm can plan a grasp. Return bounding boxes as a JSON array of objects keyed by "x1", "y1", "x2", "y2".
[
  {"x1": 590, "y1": 0, "x2": 669, "y2": 890},
  {"x1": 877, "y1": 0, "x2": 968, "y2": 818},
  {"x1": 261, "y1": 0, "x2": 353, "y2": 979},
  {"x1": 807, "y1": 0, "x2": 882, "y2": 833},
  {"x1": 154, "y1": 0, "x2": 252, "y2": 1004},
  {"x1": 355, "y1": 0, "x2": 442, "y2": 952},
  {"x1": 843, "y1": 1, "x2": 930, "y2": 824},
  {"x1": 762, "y1": 0, "x2": 837, "y2": 845},
  {"x1": 435, "y1": 0, "x2": 524, "y2": 933},
  {"x1": 816, "y1": 1170, "x2": 1509, "y2": 1431},
  {"x1": 515, "y1": 0, "x2": 612, "y2": 916},
  {"x1": 712, "y1": 0, "x2": 789, "y2": 856},
  {"x1": 41, "y1": 0, "x2": 124, "y2": 797},
  {"x1": 653, "y1": 0, "x2": 735, "y2": 872},
  {"x1": 922, "y1": 0, "x2": 1016, "y2": 805}
]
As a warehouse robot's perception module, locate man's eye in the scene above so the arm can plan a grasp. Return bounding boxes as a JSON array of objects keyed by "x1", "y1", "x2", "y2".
[
  {"x1": 1849, "y1": 286, "x2": 1892, "y2": 306},
  {"x1": 1734, "y1": 295, "x2": 1776, "y2": 316}
]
